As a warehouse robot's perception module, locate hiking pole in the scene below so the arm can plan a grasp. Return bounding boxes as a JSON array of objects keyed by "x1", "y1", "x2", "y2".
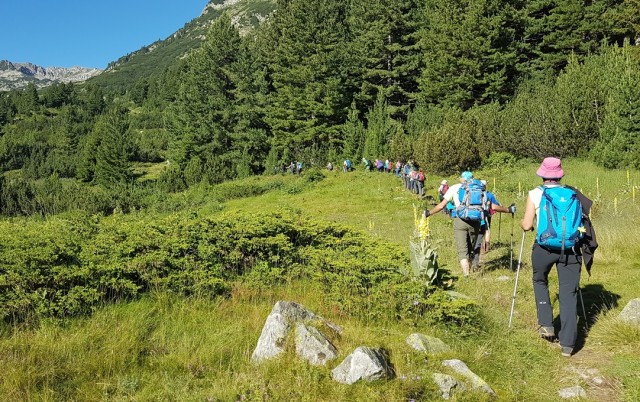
[
  {"x1": 578, "y1": 287, "x2": 587, "y2": 323},
  {"x1": 509, "y1": 212, "x2": 515, "y2": 271},
  {"x1": 498, "y1": 213, "x2": 502, "y2": 242},
  {"x1": 508, "y1": 231, "x2": 527, "y2": 329}
]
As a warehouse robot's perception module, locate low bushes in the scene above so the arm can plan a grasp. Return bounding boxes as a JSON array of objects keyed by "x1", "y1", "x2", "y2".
[{"x1": 0, "y1": 209, "x2": 478, "y2": 330}]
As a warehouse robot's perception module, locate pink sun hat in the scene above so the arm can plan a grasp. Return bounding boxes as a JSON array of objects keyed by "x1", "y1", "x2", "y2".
[{"x1": 536, "y1": 157, "x2": 565, "y2": 179}]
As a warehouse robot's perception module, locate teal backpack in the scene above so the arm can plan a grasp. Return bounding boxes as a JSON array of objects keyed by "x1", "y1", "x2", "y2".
[
  {"x1": 455, "y1": 179, "x2": 489, "y2": 221},
  {"x1": 536, "y1": 185, "x2": 583, "y2": 254}
]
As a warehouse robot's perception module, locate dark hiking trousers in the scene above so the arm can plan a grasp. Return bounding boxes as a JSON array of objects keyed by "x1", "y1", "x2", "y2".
[{"x1": 532, "y1": 243, "x2": 582, "y2": 348}]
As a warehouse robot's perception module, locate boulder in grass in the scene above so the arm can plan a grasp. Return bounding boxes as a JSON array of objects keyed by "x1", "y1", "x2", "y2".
[
  {"x1": 442, "y1": 359, "x2": 496, "y2": 396},
  {"x1": 619, "y1": 298, "x2": 640, "y2": 325},
  {"x1": 332, "y1": 346, "x2": 395, "y2": 384},
  {"x1": 251, "y1": 309, "x2": 291, "y2": 362},
  {"x1": 432, "y1": 372, "x2": 464, "y2": 400},
  {"x1": 406, "y1": 333, "x2": 452, "y2": 355},
  {"x1": 251, "y1": 301, "x2": 340, "y2": 363},
  {"x1": 295, "y1": 323, "x2": 338, "y2": 365}
]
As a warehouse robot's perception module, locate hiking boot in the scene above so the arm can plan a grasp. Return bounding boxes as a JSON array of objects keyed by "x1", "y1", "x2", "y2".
[
  {"x1": 560, "y1": 346, "x2": 573, "y2": 357},
  {"x1": 538, "y1": 326, "x2": 555, "y2": 338}
]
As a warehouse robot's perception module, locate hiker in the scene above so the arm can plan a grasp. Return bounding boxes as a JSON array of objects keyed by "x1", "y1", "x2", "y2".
[
  {"x1": 521, "y1": 157, "x2": 594, "y2": 357},
  {"x1": 438, "y1": 180, "x2": 448, "y2": 201},
  {"x1": 471, "y1": 180, "x2": 507, "y2": 271},
  {"x1": 343, "y1": 159, "x2": 352, "y2": 172},
  {"x1": 326, "y1": 162, "x2": 333, "y2": 171},
  {"x1": 403, "y1": 163, "x2": 411, "y2": 189},
  {"x1": 362, "y1": 158, "x2": 372, "y2": 172},
  {"x1": 416, "y1": 168, "x2": 425, "y2": 197},
  {"x1": 424, "y1": 171, "x2": 516, "y2": 277}
]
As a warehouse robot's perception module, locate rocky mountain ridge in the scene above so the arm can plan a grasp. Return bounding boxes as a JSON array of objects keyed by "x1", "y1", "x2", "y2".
[{"x1": 0, "y1": 60, "x2": 102, "y2": 91}]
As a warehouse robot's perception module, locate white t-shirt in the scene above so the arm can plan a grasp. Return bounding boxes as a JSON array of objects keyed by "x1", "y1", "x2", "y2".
[{"x1": 443, "y1": 183, "x2": 463, "y2": 207}]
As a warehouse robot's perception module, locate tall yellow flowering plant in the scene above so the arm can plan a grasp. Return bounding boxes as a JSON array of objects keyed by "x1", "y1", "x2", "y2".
[{"x1": 409, "y1": 204, "x2": 444, "y2": 285}]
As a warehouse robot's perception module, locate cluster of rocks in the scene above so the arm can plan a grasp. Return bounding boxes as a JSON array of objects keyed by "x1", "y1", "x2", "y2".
[
  {"x1": 251, "y1": 297, "x2": 640, "y2": 399},
  {"x1": 251, "y1": 300, "x2": 495, "y2": 399}
]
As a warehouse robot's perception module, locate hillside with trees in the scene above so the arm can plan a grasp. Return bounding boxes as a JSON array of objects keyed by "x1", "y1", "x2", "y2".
[{"x1": 1, "y1": 0, "x2": 639, "y2": 218}]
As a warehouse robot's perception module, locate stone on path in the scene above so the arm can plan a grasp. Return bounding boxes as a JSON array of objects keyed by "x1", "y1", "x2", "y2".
[{"x1": 558, "y1": 385, "x2": 587, "y2": 399}]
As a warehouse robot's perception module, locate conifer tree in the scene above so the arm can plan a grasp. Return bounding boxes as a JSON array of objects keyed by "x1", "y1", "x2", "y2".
[
  {"x1": 173, "y1": 14, "x2": 241, "y2": 182},
  {"x1": 419, "y1": 0, "x2": 519, "y2": 108},
  {"x1": 93, "y1": 106, "x2": 132, "y2": 187},
  {"x1": 592, "y1": 44, "x2": 640, "y2": 168},
  {"x1": 263, "y1": 0, "x2": 351, "y2": 159},
  {"x1": 347, "y1": 0, "x2": 423, "y2": 119}
]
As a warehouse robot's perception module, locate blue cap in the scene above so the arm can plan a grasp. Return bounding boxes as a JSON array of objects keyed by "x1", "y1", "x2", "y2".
[{"x1": 461, "y1": 171, "x2": 473, "y2": 180}]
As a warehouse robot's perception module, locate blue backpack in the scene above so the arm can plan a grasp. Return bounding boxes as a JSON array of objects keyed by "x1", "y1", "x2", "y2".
[
  {"x1": 455, "y1": 180, "x2": 489, "y2": 221},
  {"x1": 536, "y1": 185, "x2": 583, "y2": 254}
]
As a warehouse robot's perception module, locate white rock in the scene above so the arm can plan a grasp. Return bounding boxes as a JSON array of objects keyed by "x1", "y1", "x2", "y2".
[
  {"x1": 442, "y1": 359, "x2": 496, "y2": 396},
  {"x1": 295, "y1": 323, "x2": 337, "y2": 365},
  {"x1": 332, "y1": 346, "x2": 395, "y2": 384}
]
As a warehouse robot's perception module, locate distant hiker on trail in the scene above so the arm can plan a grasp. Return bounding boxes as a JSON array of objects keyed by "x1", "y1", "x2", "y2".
[
  {"x1": 288, "y1": 162, "x2": 296, "y2": 175},
  {"x1": 395, "y1": 160, "x2": 402, "y2": 176},
  {"x1": 326, "y1": 162, "x2": 333, "y2": 171},
  {"x1": 438, "y1": 180, "x2": 449, "y2": 202},
  {"x1": 362, "y1": 158, "x2": 372, "y2": 172},
  {"x1": 521, "y1": 157, "x2": 597, "y2": 358},
  {"x1": 403, "y1": 163, "x2": 411, "y2": 189},
  {"x1": 423, "y1": 171, "x2": 515, "y2": 277},
  {"x1": 343, "y1": 159, "x2": 352, "y2": 172},
  {"x1": 416, "y1": 168, "x2": 425, "y2": 197}
]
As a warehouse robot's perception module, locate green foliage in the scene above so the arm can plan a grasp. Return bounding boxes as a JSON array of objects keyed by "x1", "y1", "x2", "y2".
[
  {"x1": 592, "y1": 44, "x2": 640, "y2": 168},
  {"x1": 0, "y1": 207, "x2": 475, "y2": 331}
]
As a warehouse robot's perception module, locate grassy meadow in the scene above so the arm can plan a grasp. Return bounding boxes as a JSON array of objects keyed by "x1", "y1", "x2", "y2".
[{"x1": 1, "y1": 159, "x2": 640, "y2": 401}]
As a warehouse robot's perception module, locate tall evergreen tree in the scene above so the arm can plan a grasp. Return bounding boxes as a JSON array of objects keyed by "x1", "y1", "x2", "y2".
[
  {"x1": 173, "y1": 14, "x2": 241, "y2": 182},
  {"x1": 347, "y1": 0, "x2": 423, "y2": 119},
  {"x1": 419, "y1": 0, "x2": 519, "y2": 108},
  {"x1": 93, "y1": 106, "x2": 133, "y2": 186},
  {"x1": 592, "y1": 44, "x2": 640, "y2": 168},
  {"x1": 263, "y1": 0, "x2": 351, "y2": 159}
]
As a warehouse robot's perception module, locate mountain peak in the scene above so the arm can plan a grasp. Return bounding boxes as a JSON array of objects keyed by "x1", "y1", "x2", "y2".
[{"x1": 0, "y1": 60, "x2": 102, "y2": 91}]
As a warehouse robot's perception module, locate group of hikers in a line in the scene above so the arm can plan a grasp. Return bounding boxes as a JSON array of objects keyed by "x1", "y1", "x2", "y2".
[
  {"x1": 289, "y1": 154, "x2": 597, "y2": 358},
  {"x1": 423, "y1": 157, "x2": 598, "y2": 358}
]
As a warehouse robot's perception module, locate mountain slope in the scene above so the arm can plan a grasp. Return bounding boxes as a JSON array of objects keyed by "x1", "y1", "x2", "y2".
[
  {"x1": 87, "y1": 0, "x2": 276, "y2": 92},
  {"x1": 0, "y1": 0, "x2": 276, "y2": 93}
]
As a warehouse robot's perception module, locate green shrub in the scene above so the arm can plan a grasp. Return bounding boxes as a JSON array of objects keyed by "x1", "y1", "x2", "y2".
[{"x1": 0, "y1": 209, "x2": 479, "y2": 332}]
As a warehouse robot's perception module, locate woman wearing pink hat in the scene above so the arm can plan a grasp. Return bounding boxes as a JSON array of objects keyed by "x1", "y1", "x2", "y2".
[{"x1": 521, "y1": 157, "x2": 581, "y2": 357}]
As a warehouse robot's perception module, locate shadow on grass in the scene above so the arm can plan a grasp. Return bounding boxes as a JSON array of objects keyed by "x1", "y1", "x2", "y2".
[
  {"x1": 573, "y1": 284, "x2": 621, "y2": 352},
  {"x1": 477, "y1": 240, "x2": 527, "y2": 273}
]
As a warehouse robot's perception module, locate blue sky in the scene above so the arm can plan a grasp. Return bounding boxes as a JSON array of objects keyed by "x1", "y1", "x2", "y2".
[{"x1": 0, "y1": 1, "x2": 208, "y2": 69}]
